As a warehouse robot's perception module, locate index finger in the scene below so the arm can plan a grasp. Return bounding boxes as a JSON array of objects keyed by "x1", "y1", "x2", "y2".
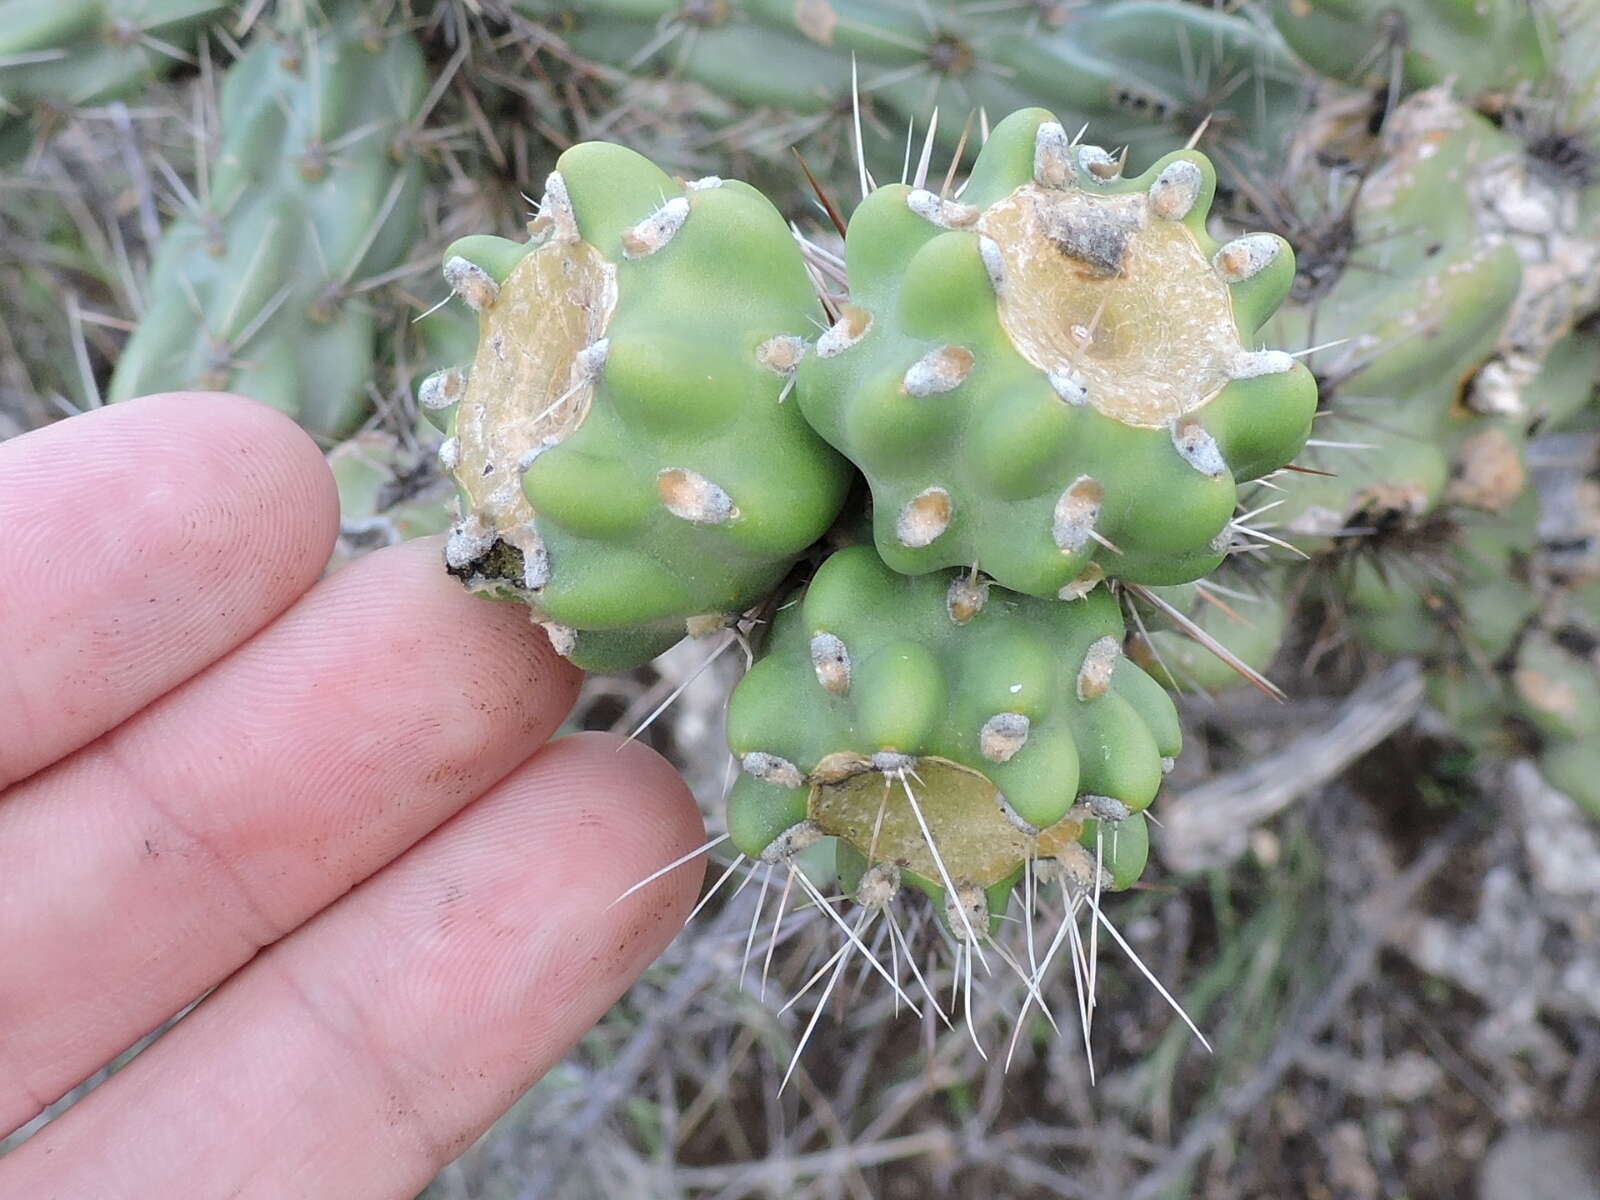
[{"x1": 0, "y1": 393, "x2": 339, "y2": 789}]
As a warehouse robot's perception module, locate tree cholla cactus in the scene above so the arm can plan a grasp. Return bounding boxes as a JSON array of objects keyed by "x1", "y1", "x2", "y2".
[{"x1": 0, "y1": 0, "x2": 228, "y2": 157}]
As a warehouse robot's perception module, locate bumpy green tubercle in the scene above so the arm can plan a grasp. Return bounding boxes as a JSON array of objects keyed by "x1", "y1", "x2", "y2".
[
  {"x1": 724, "y1": 546, "x2": 1180, "y2": 933},
  {"x1": 512, "y1": 0, "x2": 1302, "y2": 187},
  {"x1": 106, "y1": 8, "x2": 427, "y2": 439},
  {"x1": 0, "y1": 0, "x2": 228, "y2": 158},
  {"x1": 431, "y1": 141, "x2": 850, "y2": 672},
  {"x1": 798, "y1": 107, "x2": 1316, "y2": 597}
]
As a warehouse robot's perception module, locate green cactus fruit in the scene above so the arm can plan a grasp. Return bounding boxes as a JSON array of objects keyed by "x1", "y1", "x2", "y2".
[
  {"x1": 1267, "y1": 0, "x2": 1547, "y2": 105},
  {"x1": 0, "y1": 0, "x2": 228, "y2": 157},
  {"x1": 796, "y1": 107, "x2": 1316, "y2": 597},
  {"x1": 106, "y1": 7, "x2": 427, "y2": 440},
  {"x1": 513, "y1": 0, "x2": 1303, "y2": 190},
  {"x1": 724, "y1": 545, "x2": 1181, "y2": 936},
  {"x1": 1129, "y1": 561, "x2": 1295, "y2": 693},
  {"x1": 1266, "y1": 91, "x2": 1526, "y2": 552},
  {"x1": 431, "y1": 142, "x2": 851, "y2": 672}
]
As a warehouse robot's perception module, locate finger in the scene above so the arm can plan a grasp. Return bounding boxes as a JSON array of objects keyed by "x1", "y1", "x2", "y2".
[
  {"x1": 0, "y1": 393, "x2": 339, "y2": 790},
  {"x1": 0, "y1": 538, "x2": 582, "y2": 1136},
  {"x1": 0, "y1": 734, "x2": 704, "y2": 1199}
]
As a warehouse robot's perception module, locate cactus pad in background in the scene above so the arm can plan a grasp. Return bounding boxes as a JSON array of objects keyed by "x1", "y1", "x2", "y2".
[
  {"x1": 1266, "y1": 90, "x2": 1527, "y2": 553},
  {"x1": 1266, "y1": 0, "x2": 1547, "y2": 105},
  {"x1": 0, "y1": 0, "x2": 228, "y2": 158},
  {"x1": 513, "y1": 0, "x2": 1305, "y2": 191},
  {"x1": 431, "y1": 141, "x2": 851, "y2": 671},
  {"x1": 798, "y1": 108, "x2": 1316, "y2": 596},
  {"x1": 724, "y1": 546, "x2": 1180, "y2": 933},
  {"x1": 106, "y1": 7, "x2": 428, "y2": 439}
]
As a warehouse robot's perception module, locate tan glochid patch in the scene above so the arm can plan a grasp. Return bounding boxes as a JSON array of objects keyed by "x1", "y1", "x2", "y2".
[
  {"x1": 757, "y1": 334, "x2": 807, "y2": 374},
  {"x1": 902, "y1": 345, "x2": 974, "y2": 396},
  {"x1": 907, "y1": 188, "x2": 980, "y2": 229},
  {"x1": 622, "y1": 196, "x2": 691, "y2": 258},
  {"x1": 1147, "y1": 159, "x2": 1203, "y2": 221},
  {"x1": 946, "y1": 573, "x2": 990, "y2": 624},
  {"x1": 1033, "y1": 121, "x2": 1075, "y2": 189},
  {"x1": 1172, "y1": 417, "x2": 1228, "y2": 477},
  {"x1": 419, "y1": 367, "x2": 466, "y2": 410},
  {"x1": 1057, "y1": 561, "x2": 1105, "y2": 601},
  {"x1": 809, "y1": 632, "x2": 852, "y2": 695},
  {"x1": 657, "y1": 468, "x2": 738, "y2": 524},
  {"x1": 741, "y1": 751, "x2": 806, "y2": 790},
  {"x1": 1076, "y1": 635, "x2": 1122, "y2": 700},
  {"x1": 539, "y1": 621, "x2": 578, "y2": 659},
  {"x1": 1052, "y1": 476, "x2": 1104, "y2": 553},
  {"x1": 1079, "y1": 145, "x2": 1122, "y2": 180},
  {"x1": 817, "y1": 305, "x2": 872, "y2": 358},
  {"x1": 979, "y1": 712, "x2": 1030, "y2": 763},
  {"x1": 1213, "y1": 233, "x2": 1281, "y2": 283},
  {"x1": 537, "y1": 171, "x2": 580, "y2": 244},
  {"x1": 443, "y1": 257, "x2": 500, "y2": 312},
  {"x1": 896, "y1": 487, "x2": 953, "y2": 548},
  {"x1": 760, "y1": 819, "x2": 826, "y2": 863}
]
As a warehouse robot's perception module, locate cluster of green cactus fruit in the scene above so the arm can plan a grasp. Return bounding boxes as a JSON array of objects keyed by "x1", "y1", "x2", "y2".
[
  {"x1": 55, "y1": 0, "x2": 1600, "y2": 975},
  {"x1": 426, "y1": 106, "x2": 1313, "y2": 932}
]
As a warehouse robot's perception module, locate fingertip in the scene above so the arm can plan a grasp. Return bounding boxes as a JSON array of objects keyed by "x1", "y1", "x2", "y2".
[
  {"x1": 120, "y1": 390, "x2": 342, "y2": 555},
  {"x1": 0, "y1": 390, "x2": 342, "y2": 784},
  {"x1": 522, "y1": 731, "x2": 707, "y2": 941}
]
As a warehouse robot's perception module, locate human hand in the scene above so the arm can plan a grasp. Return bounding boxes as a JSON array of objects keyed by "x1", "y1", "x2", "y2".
[{"x1": 0, "y1": 393, "x2": 704, "y2": 1197}]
